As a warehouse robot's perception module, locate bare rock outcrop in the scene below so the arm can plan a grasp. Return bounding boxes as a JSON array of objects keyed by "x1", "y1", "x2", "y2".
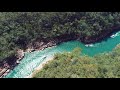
[{"x1": 16, "y1": 49, "x2": 24, "y2": 60}]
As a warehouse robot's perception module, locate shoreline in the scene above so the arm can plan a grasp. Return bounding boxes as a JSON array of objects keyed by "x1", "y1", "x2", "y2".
[
  {"x1": 1, "y1": 26, "x2": 120, "y2": 78},
  {"x1": 26, "y1": 55, "x2": 54, "y2": 78},
  {"x1": 80, "y1": 26, "x2": 120, "y2": 44},
  {"x1": 0, "y1": 44, "x2": 56, "y2": 78}
]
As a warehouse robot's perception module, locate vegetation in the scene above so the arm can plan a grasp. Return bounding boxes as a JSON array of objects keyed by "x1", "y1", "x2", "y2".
[
  {"x1": 33, "y1": 45, "x2": 120, "y2": 78},
  {"x1": 1, "y1": 12, "x2": 120, "y2": 63}
]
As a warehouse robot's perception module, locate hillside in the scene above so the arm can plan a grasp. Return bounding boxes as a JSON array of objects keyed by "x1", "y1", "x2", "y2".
[
  {"x1": 33, "y1": 45, "x2": 120, "y2": 78},
  {"x1": 1, "y1": 12, "x2": 120, "y2": 75}
]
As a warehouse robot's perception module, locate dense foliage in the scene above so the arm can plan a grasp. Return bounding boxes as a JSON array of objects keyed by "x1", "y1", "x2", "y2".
[
  {"x1": 33, "y1": 45, "x2": 120, "y2": 78},
  {"x1": 1, "y1": 12, "x2": 120, "y2": 62}
]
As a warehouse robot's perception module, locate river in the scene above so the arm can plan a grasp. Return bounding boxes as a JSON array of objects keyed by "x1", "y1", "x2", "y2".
[{"x1": 5, "y1": 31, "x2": 120, "y2": 78}]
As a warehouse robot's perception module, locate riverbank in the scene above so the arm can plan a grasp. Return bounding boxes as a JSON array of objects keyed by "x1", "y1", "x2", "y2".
[
  {"x1": 4, "y1": 33, "x2": 120, "y2": 78},
  {"x1": 80, "y1": 26, "x2": 120, "y2": 44},
  {"x1": 1, "y1": 26, "x2": 120, "y2": 78},
  {"x1": 0, "y1": 43, "x2": 56, "y2": 78},
  {"x1": 0, "y1": 50, "x2": 25, "y2": 78},
  {"x1": 0, "y1": 33, "x2": 76, "y2": 78},
  {"x1": 26, "y1": 56, "x2": 54, "y2": 78}
]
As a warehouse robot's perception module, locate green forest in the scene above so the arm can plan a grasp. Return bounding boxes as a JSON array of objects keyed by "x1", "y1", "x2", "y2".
[
  {"x1": 1, "y1": 12, "x2": 120, "y2": 63},
  {"x1": 33, "y1": 45, "x2": 120, "y2": 78}
]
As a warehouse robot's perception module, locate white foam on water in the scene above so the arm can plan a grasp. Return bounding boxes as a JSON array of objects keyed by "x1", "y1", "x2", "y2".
[{"x1": 110, "y1": 31, "x2": 120, "y2": 38}]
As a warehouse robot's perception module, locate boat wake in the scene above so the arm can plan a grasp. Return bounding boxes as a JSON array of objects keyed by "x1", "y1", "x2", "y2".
[
  {"x1": 85, "y1": 44, "x2": 94, "y2": 47},
  {"x1": 110, "y1": 31, "x2": 120, "y2": 38}
]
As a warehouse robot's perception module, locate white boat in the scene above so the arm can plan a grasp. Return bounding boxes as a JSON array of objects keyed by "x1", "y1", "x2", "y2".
[
  {"x1": 110, "y1": 34, "x2": 116, "y2": 38},
  {"x1": 42, "y1": 55, "x2": 47, "y2": 59},
  {"x1": 111, "y1": 32, "x2": 120, "y2": 38},
  {"x1": 85, "y1": 44, "x2": 89, "y2": 47},
  {"x1": 85, "y1": 44, "x2": 94, "y2": 47}
]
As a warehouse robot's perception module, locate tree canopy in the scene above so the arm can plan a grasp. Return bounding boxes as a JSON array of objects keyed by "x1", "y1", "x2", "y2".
[
  {"x1": 33, "y1": 44, "x2": 120, "y2": 78},
  {"x1": 1, "y1": 12, "x2": 120, "y2": 62}
]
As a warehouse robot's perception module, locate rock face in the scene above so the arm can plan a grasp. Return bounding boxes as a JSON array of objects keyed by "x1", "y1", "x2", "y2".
[
  {"x1": 26, "y1": 48, "x2": 34, "y2": 53},
  {"x1": 80, "y1": 26, "x2": 120, "y2": 44},
  {"x1": 0, "y1": 49, "x2": 24, "y2": 78},
  {"x1": 16, "y1": 49, "x2": 24, "y2": 60}
]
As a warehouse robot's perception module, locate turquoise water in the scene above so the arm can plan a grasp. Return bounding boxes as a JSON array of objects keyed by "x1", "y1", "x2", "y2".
[{"x1": 5, "y1": 31, "x2": 120, "y2": 78}]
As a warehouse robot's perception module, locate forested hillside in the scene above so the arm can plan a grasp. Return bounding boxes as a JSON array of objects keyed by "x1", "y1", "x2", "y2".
[
  {"x1": 33, "y1": 45, "x2": 120, "y2": 78},
  {"x1": 1, "y1": 12, "x2": 120, "y2": 63}
]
